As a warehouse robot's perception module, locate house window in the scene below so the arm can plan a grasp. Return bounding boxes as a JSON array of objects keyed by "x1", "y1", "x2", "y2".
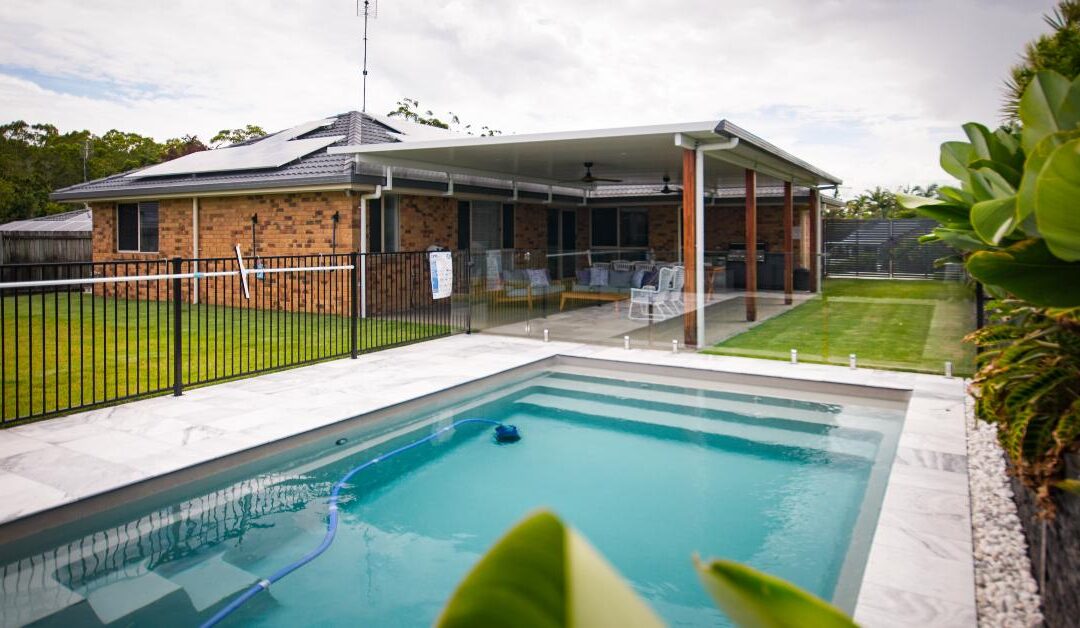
[
  {"x1": 117, "y1": 201, "x2": 159, "y2": 252},
  {"x1": 590, "y1": 207, "x2": 648, "y2": 249},
  {"x1": 367, "y1": 196, "x2": 398, "y2": 253},
  {"x1": 467, "y1": 201, "x2": 502, "y2": 252}
]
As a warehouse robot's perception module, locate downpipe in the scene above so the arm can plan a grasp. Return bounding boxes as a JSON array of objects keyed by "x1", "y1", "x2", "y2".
[{"x1": 359, "y1": 185, "x2": 383, "y2": 318}]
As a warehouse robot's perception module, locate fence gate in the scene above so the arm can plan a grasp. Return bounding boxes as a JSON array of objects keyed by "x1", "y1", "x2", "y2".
[{"x1": 824, "y1": 218, "x2": 959, "y2": 279}]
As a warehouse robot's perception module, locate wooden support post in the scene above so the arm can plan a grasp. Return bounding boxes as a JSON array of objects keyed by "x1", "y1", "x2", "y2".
[
  {"x1": 808, "y1": 187, "x2": 819, "y2": 292},
  {"x1": 681, "y1": 149, "x2": 697, "y2": 346},
  {"x1": 783, "y1": 181, "x2": 793, "y2": 305},
  {"x1": 745, "y1": 169, "x2": 757, "y2": 322}
]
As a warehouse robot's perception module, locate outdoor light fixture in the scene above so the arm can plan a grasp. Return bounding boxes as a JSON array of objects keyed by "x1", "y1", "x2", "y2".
[
  {"x1": 660, "y1": 175, "x2": 675, "y2": 194},
  {"x1": 250, "y1": 213, "x2": 258, "y2": 256},
  {"x1": 331, "y1": 211, "x2": 340, "y2": 253}
]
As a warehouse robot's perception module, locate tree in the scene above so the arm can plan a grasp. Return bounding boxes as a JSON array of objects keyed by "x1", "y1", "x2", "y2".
[
  {"x1": 387, "y1": 97, "x2": 502, "y2": 136},
  {"x1": 1004, "y1": 1, "x2": 1080, "y2": 121},
  {"x1": 828, "y1": 184, "x2": 940, "y2": 219},
  {"x1": 161, "y1": 135, "x2": 208, "y2": 161},
  {"x1": 210, "y1": 125, "x2": 266, "y2": 148}
]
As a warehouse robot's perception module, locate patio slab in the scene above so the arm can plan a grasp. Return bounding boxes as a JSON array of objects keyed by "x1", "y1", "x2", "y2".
[{"x1": 0, "y1": 334, "x2": 974, "y2": 627}]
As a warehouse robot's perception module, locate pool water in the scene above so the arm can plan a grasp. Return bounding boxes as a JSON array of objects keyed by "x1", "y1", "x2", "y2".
[{"x1": 0, "y1": 369, "x2": 904, "y2": 627}]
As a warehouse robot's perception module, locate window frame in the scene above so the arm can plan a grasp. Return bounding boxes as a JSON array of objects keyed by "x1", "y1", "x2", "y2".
[
  {"x1": 589, "y1": 207, "x2": 649, "y2": 250},
  {"x1": 116, "y1": 201, "x2": 159, "y2": 253}
]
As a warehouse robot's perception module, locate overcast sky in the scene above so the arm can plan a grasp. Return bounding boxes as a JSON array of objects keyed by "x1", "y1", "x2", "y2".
[{"x1": 0, "y1": 0, "x2": 1055, "y2": 195}]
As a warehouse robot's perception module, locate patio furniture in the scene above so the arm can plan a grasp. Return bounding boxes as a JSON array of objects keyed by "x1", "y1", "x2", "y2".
[
  {"x1": 628, "y1": 266, "x2": 676, "y2": 321},
  {"x1": 491, "y1": 268, "x2": 565, "y2": 308},
  {"x1": 560, "y1": 290, "x2": 629, "y2": 311}
]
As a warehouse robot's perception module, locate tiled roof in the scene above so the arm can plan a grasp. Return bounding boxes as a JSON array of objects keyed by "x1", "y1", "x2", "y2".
[{"x1": 50, "y1": 112, "x2": 403, "y2": 201}]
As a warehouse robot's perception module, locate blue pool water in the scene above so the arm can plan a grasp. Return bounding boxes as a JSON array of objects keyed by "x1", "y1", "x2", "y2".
[{"x1": 0, "y1": 369, "x2": 904, "y2": 627}]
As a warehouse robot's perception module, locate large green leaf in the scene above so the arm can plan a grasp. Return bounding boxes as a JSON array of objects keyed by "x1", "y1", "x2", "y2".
[
  {"x1": 1034, "y1": 138, "x2": 1080, "y2": 261},
  {"x1": 966, "y1": 239, "x2": 1080, "y2": 307},
  {"x1": 1019, "y1": 71, "x2": 1075, "y2": 152},
  {"x1": 971, "y1": 196, "x2": 1018, "y2": 245},
  {"x1": 938, "y1": 185, "x2": 977, "y2": 207},
  {"x1": 940, "y1": 141, "x2": 974, "y2": 187},
  {"x1": 1016, "y1": 130, "x2": 1080, "y2": 227},
  {"x1": 964, "y1": 123, "x2": 1023, "y2": 185},
  {"x1": 928, "y1": 227, "x2": 992, "y2": 252},
  {"x1": 436, "y1": 510, "x2": 664, "y2": 628},
  {"x1": 694, "y1": 557, "x2": 856, "y2": 628}
]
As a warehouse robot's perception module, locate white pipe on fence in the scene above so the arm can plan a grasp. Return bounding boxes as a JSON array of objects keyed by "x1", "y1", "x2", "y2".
[{"x1": 0, "y1": 264, "x2": 354, "y2": 290}]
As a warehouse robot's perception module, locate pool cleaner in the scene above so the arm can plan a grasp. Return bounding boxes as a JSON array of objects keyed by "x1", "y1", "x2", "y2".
[{"x1": 200, "y1": 418, "x2": 519, "y2": 628}]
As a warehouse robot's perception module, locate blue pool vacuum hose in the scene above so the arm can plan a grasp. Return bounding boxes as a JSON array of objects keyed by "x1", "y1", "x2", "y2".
[{"x1": 200, "y1": 418, "x2": 517, "y2": 628}]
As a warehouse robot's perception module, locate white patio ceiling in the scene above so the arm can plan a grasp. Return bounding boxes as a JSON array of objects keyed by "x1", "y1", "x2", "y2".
[{"x1": 328, "y1": 120, "x2": 841, "y2": 193}]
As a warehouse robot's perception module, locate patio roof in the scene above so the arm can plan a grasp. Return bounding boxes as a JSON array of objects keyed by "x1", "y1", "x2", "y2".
[{"x1": 327, "y1": 119, "x2": 841, "y2": 193}]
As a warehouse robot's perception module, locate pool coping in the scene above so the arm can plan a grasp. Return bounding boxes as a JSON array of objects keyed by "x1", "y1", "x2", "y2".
[{"x1": 0, "y1": 335, "x2": 975, "y2": 627}]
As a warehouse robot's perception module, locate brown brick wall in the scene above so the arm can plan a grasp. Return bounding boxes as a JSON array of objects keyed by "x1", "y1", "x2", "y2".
[
  {"x1": 396, "y1": 194, "x2": 457, "y2": 251},
  {"x1": 514, "y1": 204, "x2": 548, "y2": 251},
  {"x1": 647, "y1": 205, "x2": 680, "y2": 254}
]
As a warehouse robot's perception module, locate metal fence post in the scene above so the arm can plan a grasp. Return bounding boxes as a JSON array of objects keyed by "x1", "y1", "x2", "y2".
[
  {"x1": 350, "y1": 251, "x2": 359, "y2": 359},
  {"x1": 465, "y1": 248, "x2": 472, "y2": 334},
  {"x1": 171, "y1": 257, "x2": 183, "y2": 396}
]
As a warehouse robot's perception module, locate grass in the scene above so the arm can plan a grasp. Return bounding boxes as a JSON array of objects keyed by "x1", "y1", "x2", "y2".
[
  {"x1": 2, "y1": 293, "x2": 452, "y2": 422},
  {"x1": 703, "y1": 278, "x2": 976, "y2": 375}
]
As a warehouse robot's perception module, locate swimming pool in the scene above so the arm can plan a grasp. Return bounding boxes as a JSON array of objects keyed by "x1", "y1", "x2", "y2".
[{"x1": 0, "y1": 363, "x2": 905, "y2": 627}]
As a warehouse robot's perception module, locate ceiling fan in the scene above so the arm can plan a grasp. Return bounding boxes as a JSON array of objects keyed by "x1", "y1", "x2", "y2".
[
  {"x1": 563, "y1": 162, "x2": 622, "y2": 184},
  {"x1": 660, "y1": 175, "x2": 680, "y2": 194}
]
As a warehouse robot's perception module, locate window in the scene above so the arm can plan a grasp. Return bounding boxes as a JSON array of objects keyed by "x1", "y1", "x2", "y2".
[
  {"x1": 469, "y1": 201, "x2": 502, "y2": 252},
  {"x1": 590, "y1": 207, "x2": 648, "y2": 248},
  {"x1": 367, "y1": 196, "x2": 398, "y2": 253},
  {"x1": 117, "y1": 201, "x2": 159, "y2": 252}
]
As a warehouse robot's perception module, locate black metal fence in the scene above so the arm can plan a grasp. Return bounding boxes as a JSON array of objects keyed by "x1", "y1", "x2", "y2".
[
  {"x1": 824, "y1": 219, "x2": 962, "y2": 279},
  {"x1": 0, "y1": 251, "x2": 468, "y2": 425}
]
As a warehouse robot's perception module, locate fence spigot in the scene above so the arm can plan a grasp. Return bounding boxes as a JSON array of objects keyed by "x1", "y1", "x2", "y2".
[
  {"x1": 790, "y1": 348, "x2": 798, "y2": 364},
  {"x1": 849, "y1": 353, "x2": 857, "y2": 369},
  {"x1": 624, "y1": 335, "x2": 631, "y2": 350},
  {"x1": 672, "y1": 339, "x2": 679, "y2": 354},
  {"x1": 945, "y1": 361, "x2": 953, "y2": 378},
  {"x1": 543, "y1": 328, "x2": 549, "y2": 343}
]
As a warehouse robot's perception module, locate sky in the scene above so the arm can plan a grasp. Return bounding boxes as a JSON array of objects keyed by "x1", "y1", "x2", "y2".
[{"x1": 0, "y1": 0, "x2": 1056, "y2": 196}]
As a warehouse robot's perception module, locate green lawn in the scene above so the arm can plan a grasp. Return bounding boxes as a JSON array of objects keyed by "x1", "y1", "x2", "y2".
[
  {"x1": 2, "y1": 293, "x2": 452, "y2": 422},
  {"x1": 703, "y1": 279, "x2": 976, "y2": 375}
]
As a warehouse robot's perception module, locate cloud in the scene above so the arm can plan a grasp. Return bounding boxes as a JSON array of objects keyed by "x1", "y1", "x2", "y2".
[{"x1": 0, "y1": 0, "x2": 1054, "y2": 193}]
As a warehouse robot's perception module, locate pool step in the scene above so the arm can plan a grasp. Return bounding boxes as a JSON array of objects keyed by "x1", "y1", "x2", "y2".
[
  {"x1": 513, "y1": 392, "x2": 879, "y2": 460},
  {"x1": 83, "y1": 571, "x2": 191, "y2": 626},
  {"x1": 166, "y1": 554, "x2": 263, "y2": 612},
  {"x1": 535, "y1": 372, "x2": 898, "y2": 433},
  {"x1": 0, "y1": 573, "x2": 88, "y2": 628}
]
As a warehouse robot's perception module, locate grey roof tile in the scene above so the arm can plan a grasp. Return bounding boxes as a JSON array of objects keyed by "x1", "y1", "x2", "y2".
[{"x1": 51, "y1": 112, "x2": 400, "y2": 201}]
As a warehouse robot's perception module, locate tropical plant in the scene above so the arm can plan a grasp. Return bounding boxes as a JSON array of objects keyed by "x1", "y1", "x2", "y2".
[
  {"x1": 437, "y1": 510, "x2": 856, "y2": 628},
  {"x1": 967, "y1": 300, "x2": 1080, "y2": 514},
  {"x1": 900, "y1": 70, "x2": 1080, "y2": 516},
  {"x1": 1004, "y1": 1, "x2": 1080, "y2": 121},
  {"x1": 899, "y1": 70, "x2": 1080, "y2": 308}
]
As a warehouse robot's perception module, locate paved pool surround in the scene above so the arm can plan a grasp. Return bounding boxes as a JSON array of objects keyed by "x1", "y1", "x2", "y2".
[{"x1": 0, "y1": 335, "x2": 975, "y2": 627}]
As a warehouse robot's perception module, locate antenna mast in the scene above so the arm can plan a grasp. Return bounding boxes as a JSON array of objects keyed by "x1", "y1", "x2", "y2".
[{"x1": 357, "y1": 0, "x2": 378, "y2": 113}]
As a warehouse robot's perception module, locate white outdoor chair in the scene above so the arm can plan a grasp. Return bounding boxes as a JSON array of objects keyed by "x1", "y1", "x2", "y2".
[
  {"x1": 657, "y1": 266, "x2": 685, "y2": 316},
  {"x1": 629, "y1": 266, "x2": 675, "y2": 321}
]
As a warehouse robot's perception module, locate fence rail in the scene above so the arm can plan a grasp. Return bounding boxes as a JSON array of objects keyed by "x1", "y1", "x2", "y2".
[
  {"x1": 0, "y1": 250, "x2": 469, "y2": 425},
  {"x1": 823, "y1": 218, "x2": 961, "y2": 279}
]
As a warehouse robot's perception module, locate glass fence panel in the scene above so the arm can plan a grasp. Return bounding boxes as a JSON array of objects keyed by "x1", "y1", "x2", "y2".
[{"x1": 470, "y1": 250, "x2": 978, "y2": 377}]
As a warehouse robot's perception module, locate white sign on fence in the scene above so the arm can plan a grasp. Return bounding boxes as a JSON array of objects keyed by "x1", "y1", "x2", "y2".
[{"x1": 429, "y1": 251, "x2": 453, "y2": 299}]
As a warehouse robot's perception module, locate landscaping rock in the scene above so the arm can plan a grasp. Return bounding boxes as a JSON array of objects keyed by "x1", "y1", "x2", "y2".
[{"x1": 966, "y1": 407, "x2": 1043, "y2": 627}]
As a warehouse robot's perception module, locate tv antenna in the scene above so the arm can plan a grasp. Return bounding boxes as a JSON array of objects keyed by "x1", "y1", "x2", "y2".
[{"x1": 357, "y1": 0, "x2": 378, "y2": 113}]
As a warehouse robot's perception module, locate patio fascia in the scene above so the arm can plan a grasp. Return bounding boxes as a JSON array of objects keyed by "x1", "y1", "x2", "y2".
[{"x1": 330, "y1": 119, "x2": 842, "y2": 347}]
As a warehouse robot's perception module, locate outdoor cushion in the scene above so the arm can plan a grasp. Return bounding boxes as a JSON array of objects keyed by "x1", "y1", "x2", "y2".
[
  {"x1": 609, "y1": 270, "x2": 633, "y2": 289},
  {"x1": 632, "y1": 269, "x2": 646, "y2": 288},
  {"x1": 642, "y1": 269, "x2": 659, "y2": 288},
  {"x1": 526, "y1": 269, "x2": 550, "y2": 287},
  {"x1": 589, "y1": 267, "x2": 609, "y2": 287},
  {"x1": 576, "y1": 268, "x2": 591, "y2": 285}
]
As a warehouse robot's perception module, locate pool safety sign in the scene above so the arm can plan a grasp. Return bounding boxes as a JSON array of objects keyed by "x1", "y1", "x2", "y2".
[{"x1": 429, "y1": 251, "x2": 453, "y2": 299}]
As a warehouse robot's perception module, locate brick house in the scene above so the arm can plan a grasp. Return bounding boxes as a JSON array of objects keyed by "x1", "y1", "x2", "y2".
[{"x1": 52, "y1": 113, "x2": 841, "y2": 340}]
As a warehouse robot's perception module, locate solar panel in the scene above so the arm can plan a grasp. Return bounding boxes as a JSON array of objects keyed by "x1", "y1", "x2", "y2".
[{"x1": 125, "y1": 119, "x2": 345, "y2": 178}]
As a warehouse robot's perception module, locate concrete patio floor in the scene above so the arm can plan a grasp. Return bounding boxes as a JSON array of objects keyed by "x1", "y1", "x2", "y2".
[
  {"x1": 0, "y1": 334, "x2": 975, "y2": 627},
  {"x1": 481, "y1": 289, "x2": 818, "y2": 347}
]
